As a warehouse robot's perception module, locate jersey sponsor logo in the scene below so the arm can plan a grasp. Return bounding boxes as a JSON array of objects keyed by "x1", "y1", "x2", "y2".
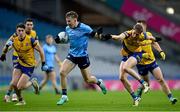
[{"x1": 82, "y1": 63, "x2": 87, "y2": 67}]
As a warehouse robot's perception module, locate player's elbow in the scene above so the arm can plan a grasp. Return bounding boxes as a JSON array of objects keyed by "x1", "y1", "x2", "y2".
[{"x1": 156, "y1": 78, "x2": 165, "y2": 84}]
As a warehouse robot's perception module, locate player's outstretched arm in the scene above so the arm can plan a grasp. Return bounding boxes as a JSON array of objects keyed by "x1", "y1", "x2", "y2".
[
  {"x1": 152, "y1": 42, "x2": 166, "y2": 60},
  {"x1": 147, "y1": 35, "x2": 162, "y2": 42},
  {"x1": 33, "y1": 40, "x2": 48, "y2": 71},
  {"x1": 90, "y1": 27, "x2": 103, "y2": 39},
  {"x1": 34, "y1": 41, "x2": 45, "y2": 64},
  {"x1": 98, "y1": 33, "x2": 126, "y2": 41},
  {"x1": 0, "y1": 37, "x2": 14, "y2": 61},
  {"x1": 111, "y1": 33, "x2": 126, "y2": 41}
]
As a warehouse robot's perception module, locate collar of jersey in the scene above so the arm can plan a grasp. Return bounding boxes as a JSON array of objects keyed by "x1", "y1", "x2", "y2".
[{"x1": 72, "y1": 22, "x2": 81, "y2": 29}]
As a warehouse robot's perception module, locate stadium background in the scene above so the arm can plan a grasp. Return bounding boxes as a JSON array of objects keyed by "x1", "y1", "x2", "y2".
[{"x1": 0, "y1": 0, "x2": 180, "y2": 110}]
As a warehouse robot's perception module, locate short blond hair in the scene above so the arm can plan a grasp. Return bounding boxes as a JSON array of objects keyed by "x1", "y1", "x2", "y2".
[{"x1": 65, "y1": 11, "x2": 78, "y2": 19}]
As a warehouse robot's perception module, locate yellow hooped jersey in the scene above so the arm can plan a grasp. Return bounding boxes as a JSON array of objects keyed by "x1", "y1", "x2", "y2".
[
  {"x1": 12, "y1": 35, "x2": 38, "y2": 67},
  {"x1": 13, "y1": 30, "x2": 37, "y2": 57},
  {"x1": 138, "y1": 32, "x2": 156, "y2": 65},
  {"x1": 120, "y1": 30, "x2": 146, "y2": 56}
]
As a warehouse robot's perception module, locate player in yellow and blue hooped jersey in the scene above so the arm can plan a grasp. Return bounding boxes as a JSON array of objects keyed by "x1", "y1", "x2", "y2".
[
  {"x1": 100, "y1": 23, "x2": 161, "y2": 106},
  {"x1": 55, "y1": 11, "x2": 107, "y2": 105},
  {"x1": 135, "y1": 20, "x2": 177, "y2": 105},
  {"x1": 0, "y1": 23, "x2": 47, "y2": 105},
  {"x1": 2, "y1": 18, "x2": 39, "y2": 103},
  {"x1": 12, "y1": 18, "x2": 37, "y2": 68}
]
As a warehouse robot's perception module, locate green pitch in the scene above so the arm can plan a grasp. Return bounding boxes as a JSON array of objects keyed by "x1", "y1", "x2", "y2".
[{"x1": 0, "y1": 90, "x2": 180, "y2": 111}]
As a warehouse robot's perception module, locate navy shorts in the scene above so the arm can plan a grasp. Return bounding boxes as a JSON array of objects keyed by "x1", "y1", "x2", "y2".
[
  {"x1": 66, "y1": 54, "x2": 90, "y2": 69},
  {"x1": 136, "y1": 61, "x2": 159, "y2": 76},
  {"x1": 46, "y1": 67, "x2": 54, "y2": 74},
  {"x1": 12, "y1": 55, "x2": 18, "y2": 68},
  {"x1": 122, "y1": 52, "x2": 143, "y2": 63},
  {"x1": 14, "y1": 62, "x2": 34, "y2": 77}
]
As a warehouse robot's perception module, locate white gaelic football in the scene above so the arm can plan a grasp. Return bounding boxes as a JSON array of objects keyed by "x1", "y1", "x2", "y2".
[{"x1": 57, "y1": 31, "x2": 69, "y2": 44}]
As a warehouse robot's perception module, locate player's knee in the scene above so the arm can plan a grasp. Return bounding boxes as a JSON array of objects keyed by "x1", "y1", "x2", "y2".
[
  {"x1": 120, "y1": 75, "x2": 126, "y2": 82},
  {"x1": 60, "y1": 70, "x2": 67, "y2": 77},
  {"x1": 11, "y1": 81, "x2": 17, "y2": 87},
  {"x1": 122, "y1": 65, "x2": 130, "y2": 73},
  {"x1": 157, "y1": 78, "x2": 164, "y2": 84}
]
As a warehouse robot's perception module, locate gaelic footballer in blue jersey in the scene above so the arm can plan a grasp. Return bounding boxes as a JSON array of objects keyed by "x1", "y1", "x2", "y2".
[
  {"x1": 55, "y1": 11, "x2": 107, "y2": 105},
  {"x1": 39, "y1": 35, "x2": 62, "y2": 94}
]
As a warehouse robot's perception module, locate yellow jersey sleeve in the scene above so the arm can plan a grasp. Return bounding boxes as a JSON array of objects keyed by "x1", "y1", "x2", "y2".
[
  {"x1": 6, "y1": 33, "x2": 18, "y2": 57},
  {"x1": 123, "y1": 30, "x2": 132, "y2": 38},
  {"x1": 31, "y1": 30, "x2": 37, "y2": 39},
  {"x1": 30, "y1": 37, "x2": 38, "y2": 47}
]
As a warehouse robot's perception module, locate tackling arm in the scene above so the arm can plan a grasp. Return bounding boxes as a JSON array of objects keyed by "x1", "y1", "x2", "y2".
[
  {"x1": 152, "y1": 42, "x2": 166, "y2": 60},
  {"x1": 0, "y1": 37, "x2": 14, "y2": 61},
  {"x1": 34, "y1": 42, "x2": 45, "y2": 63},
  {"x1": 111, "y1": 33, "x2": 126, "y2": 41}
]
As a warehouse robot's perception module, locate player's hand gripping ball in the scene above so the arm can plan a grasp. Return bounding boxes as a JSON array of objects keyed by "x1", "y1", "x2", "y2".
[
  {"x1": 41, "y1": 62, "x2": 49, "y2": 71},
  {"x1": 55, "y1": 32, "x2": 69, "y2": 44}
]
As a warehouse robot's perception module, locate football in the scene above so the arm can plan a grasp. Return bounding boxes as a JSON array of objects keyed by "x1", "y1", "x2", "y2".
[{"x1": 55, "y1": 31, "x2": 69, "y2": 44}]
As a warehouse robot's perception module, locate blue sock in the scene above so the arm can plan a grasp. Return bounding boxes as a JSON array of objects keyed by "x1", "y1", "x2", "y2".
[
  {"x1": 6, "y1": 90, "x2": 12, "y2": 96},
  {"x1": 168, "y1": 93, "x2": 173, "y2": 99},
  {"x1": 139, "y1": 79, "x2": 145, "y2": 84},
  {"x1": 131, "y1": 92, "x2": 137, "y2": 100},
  {"x1": 62, "y1": 89, "x2": 67, "y2": 95}
]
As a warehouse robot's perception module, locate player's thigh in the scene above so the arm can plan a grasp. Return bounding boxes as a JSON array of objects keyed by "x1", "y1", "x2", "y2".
[
  {"x1": 60, "y1": 59, "x2": 76, "y2": 76},
  {"x1": 43, "y1": 72, "x2": 49, "y2": 80},
  {"x1": 12, "y1": 68, "x2": 22, "y2": 86},
  {"x1": 80, "y1": 66, "x2": 91, "y2": 81},
  {"x1": 17, "y1": 74, "x2": 30, "y2": 89},
  {"x1": 119, "y1": 61, "x2": 128, "y2": 78},
  {"x1": 49, "y1": 71, "x2": 56, "y2": 81},
  {"x1": 124, "y1": 56, "x2": 137, "y2": 68},
  {"x1": 152, "y1": 67, "x2": 164, "y2": 80}
]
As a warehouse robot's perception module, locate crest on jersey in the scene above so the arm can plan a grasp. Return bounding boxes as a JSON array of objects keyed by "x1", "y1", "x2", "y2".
[{"x1": 26, "y1": 43, "x2": 29, "y2": 46}]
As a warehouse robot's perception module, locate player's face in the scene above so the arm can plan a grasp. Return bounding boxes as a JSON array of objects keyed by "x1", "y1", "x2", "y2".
[
  {"x1": 16, "y1": 27, "x2": 26, "y2": 39},
  {"x1": 46, "y1": 36, "x2": 53, "y2": 45},
  {"x1": 132, "y1": 30, "x2": 141, "y2": 37},
  {"x1": 25, "y1": 21, "x2": 33, "y2": 32},
  {"x1": 66, "y1": 17, "x2": 76, "y2": 28}
]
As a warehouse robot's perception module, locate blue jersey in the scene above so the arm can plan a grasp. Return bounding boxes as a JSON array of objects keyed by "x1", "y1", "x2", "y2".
[
  {"x1": 66, "y1": 22, "x2": 93, "y2": 57},
  {"x1": 43, "y1": 44, "x2": 57, "y2": 68}
]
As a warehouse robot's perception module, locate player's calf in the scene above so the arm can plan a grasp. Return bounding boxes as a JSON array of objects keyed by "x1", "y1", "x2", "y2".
[{"x1": 136, "y1": 87, "x2": 143, "y2": 98}]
